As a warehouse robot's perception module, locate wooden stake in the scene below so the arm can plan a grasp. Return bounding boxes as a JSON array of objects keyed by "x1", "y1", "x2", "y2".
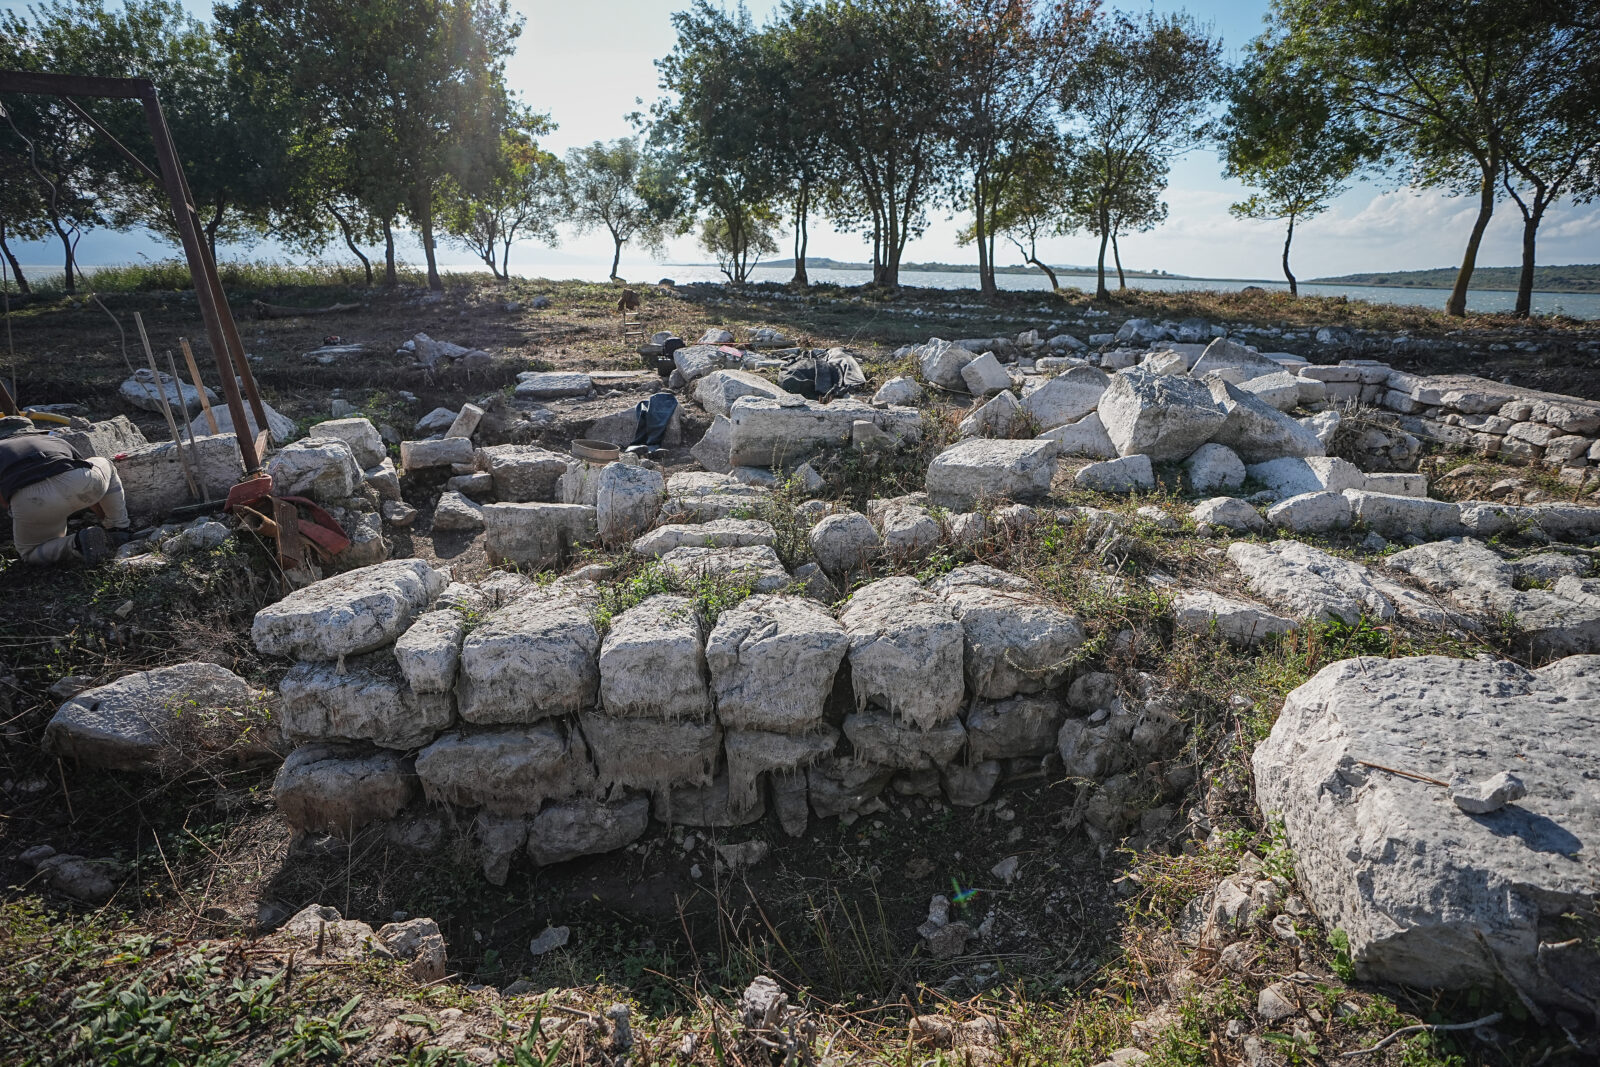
[
  {"x1": 133, "y1": 312, "x2": 200, "y2": 500},
  {"x1": 179, "y1": 337, "x2": 219, "y2": 435},
  {"x1": 166, "y1": 349, "x2": 208, "y2": 499}
]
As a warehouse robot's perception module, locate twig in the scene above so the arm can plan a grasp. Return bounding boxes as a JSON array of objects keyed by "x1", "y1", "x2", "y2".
[
  {"x1": 1355, "y1": 760, "x2": 1449, "y2": 787},
  {"x1": 1342, "y1": 1012, "x2": 1501, "y2": 1057}
]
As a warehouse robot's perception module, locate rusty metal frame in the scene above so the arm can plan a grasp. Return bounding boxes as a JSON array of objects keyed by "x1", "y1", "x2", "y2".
[{"x1": 0, "y1": 70, "x2": 269, "y2": 472}]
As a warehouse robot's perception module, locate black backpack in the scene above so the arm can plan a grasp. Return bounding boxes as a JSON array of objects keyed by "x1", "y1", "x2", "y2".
[{"x1": 778, "y1": 352, "x2": 864, "y2": 400}]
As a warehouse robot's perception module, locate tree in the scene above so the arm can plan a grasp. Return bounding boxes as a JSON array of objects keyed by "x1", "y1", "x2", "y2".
[
  {"x1": 700, "y1": 206, "x2": 780, "y2": 282},
  {"x1": 968, "y1": 135, "x2": 1071, "y2": 290},
  {"x1": 1063, "y1": 147, "x2": 1169, "y2": 291},
  {"x1": 945, "y1": 0, "x2": 1094, "y2": 295},
  {"x1": 562, "y1": 138, "x2": 681, "y2": 281},
  {"x1": 218, "y1": 0, "x2": 521, "y2": 291},
  {"x1": 1061, "y1": 10, "x2": 1221, "y2": 300},
  {"x1": 786, "y1": 0, "x2": 957, "y2": 287},
  {"x1": 1268, "y1": 0, "x2": 1583, "y2": 316},
  {"x1": 758, "y1": 12, "x2": 831, "y2": 286},
  {"x1": 0, "y1": 130, "x2": 51, "y2": 294},
  {"x1": 650, "y1": 2, "x2": 786, "y2": 284},
  {"x1": 438, "y1": 112, "x2": 562, "y2": 279},
  {"x1": 1219, "y1": 55, "x2": 1374, "y2": 295}
]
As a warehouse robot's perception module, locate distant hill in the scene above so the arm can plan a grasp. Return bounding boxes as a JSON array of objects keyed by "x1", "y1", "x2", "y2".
[
  {"x1": 762, "y1": 257, "x2": 1191, "y2": 279},
  {"x1": 1311, "y1": 264, "x2": 1600, "y2": 294}
]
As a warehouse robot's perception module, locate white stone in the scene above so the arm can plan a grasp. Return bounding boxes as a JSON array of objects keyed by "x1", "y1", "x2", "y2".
[
  {"x1": 925, "y1": 438, "x2": 1057, "y2": 510},
  {"x1": 1183, "y1": 443, "x2": 1245, "y2": 493},
  {"x1": 1267, "y1": 490, "x2": 1353, "y2": 534},
  {"x1": 809, "y1": 511, "x2": 881, "y2": 575},
  {"x1": 1245, "y1": 456, "x2": 1367, "y2": 500},
  {"x1": 456, "y1": 587, "x2": 601, "y2": 723},
  {"x1": 1254, "y1": 655, "x2": 1600, "y2": 1012},
  {"x1": 1075, "y1": 455, "x2": 1154, "y2": 493},
  {"x1": 842, "y1": 709, "x2": 966, "y2": 768},
  {"x1": 840, "y1": 577, "x2": 965, "y2": 730},
  {"x1": 581, "y1": 712, "x2": 721, "y2": 794},
  {"x1": 432, "y1": 490, "x2": 485, "y2": 531},
  {"x1": 514, "y1": 371, "x2": 593, "y2": 399},
  {"x1": 727, "y1": 394, "x2": 863, "y2": 468},
  {"x1": 364, "y1": 458, "x2": 401, "y2": 501},
  {"x1": 1343, "y1": 490, "x2": 1463, "y2": 539},
  {"x1": 958, "y1": 390, "x2": 1020, "y2": 438},
  {"x1": 1038, "y1": 411, "x2": 1117, "y2": 459},
  {"x1": 252, "y1": 559, "x2": 445, "y2": 660},
  {"x1": 1173, "y1": 590, "x2": 1297, "y2": 647},
  {"x1": 311, "y1": 417, "x2": 386, "y2": 468},
  {"x1": 596, "y1": 462, "x2": 664, "y2": 547},
  {"x1": 120, "y1": 368, "x2": 216, "y2": 415},
  {"x1": 1190, "y1": 338, "x2": 1283, "y2": 381},
  {"x1": 1238, "y1": 371, "x2": 1302, "y2": 412},
  {"x1": 694, "y1": 370, "x2": 785, "y2": 417},
  {"x1": 659, "y1": 545, "x2": 790, "y2": 593},
  {"x1": 916, "y1": 338, "x2": 976, "y2": 390},
  {"x1": 279, "y1": 657, "x2": 452, "y2": 749},
  {"x1": 415, "y1": 722, "x2": 594, "y2": 814},
  {"x1": 528, "y1": 796, "x2": 651, "y2": 865},
  {"x1": 115, "y1": 434, "x2": 245, "y2": 524},
  {"x1": 1206, "y1": 378, "x2": 1324, "y2": 463},
  {"x1": 1302, "y1": 409, "x2": 1341, "y2": 448},
  {"x1": 631, "y1": 518, "x2": 775, "y2": 557},
  {"x1": 598, "y1": 595, "x2": 710, "y2": 720},
  {"x1": 274, "y1": 744, "x2": 418, "y2": 836},
  {"x1": 394, "y1": 609, "x2": 467, "y2": 694},
  {"x1": 965, "y1": 695, "x2": 1067, "y2": 761},
  {"x1": 415, "y1": 407, "x2": 456, "y2": 434},
  {"x1": 446, "y1": 403, "x2": 484, "y2": 439},
  {"x1": 930, "y1": 565, "x2": 1084, "y2": 699},
  {"x1": 876, "y1": 499, "x2": 941, "y2": 560},
  {"x1": 659, "y1": 471, "x2": 769, "y2": 523},
  {"x1": 1020, "y1": 365, "x2": 1108, "y2": 430},
  {"x1": 401, "y1": 437, "x2": 474, "y2": 470},
  {"x1": 475, "y1": 444, "x2": 568, "y2": 502},
  {"x1": 1097, "y1": 368, "x2": 1227, "y2": 461},
  {"x1": 872, "y1": 376, "x2": 923, "y2": 407},
  {"x1": 690, "y1": 415, "x2": 733, "y2": 474},
  {"x1": 961, "y1": 352, "x2": 1013, "y2": 396},
  {"x1": 1362, "y1": 472, "x2": 1428, "y2": 497},
  {"x1": 482, "y1": 503, "x2": 596, "y2": 569},
  {"x1": 1226, "y1": 540, "x2": 1452, "y2": 626},
  {"x1": 267, "y1": 437, "x2": 362, "y2": 502},
  {"x1": 705, "y1": 594, "x2": 849, "y2": 733}
]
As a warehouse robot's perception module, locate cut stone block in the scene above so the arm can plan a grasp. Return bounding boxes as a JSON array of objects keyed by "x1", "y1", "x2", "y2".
[
  {"x1": 658, "y1": 471, "x2": 769, "y2": 523},
  {"x1": 482, "y1": 502, "x2": 596, "y2": 570},
  {"x1": 1191, "y1": 496, "x2": 1264, "y2": 533},
  {"x1": 840, "y1": 577, "x2": 964, "y2": 729},
  {"x1": 274, "y1": 744, "x2": 418, "y2": 836},
  {"x1": 916, "y1": 338, "x2": 976, "y2": 390},
  {"x1": 727, "y1": 394, "x2": 857, "y2": 468},
  {"x1": 1183, "y1": 443, "x2": 1245, "y2": 493},
  {"x1": 514, "y1": 371, "x2": 593, "y2": 399},
  {"x1": 705, "y1": 594, "x2": 850, "y2": 732},
  {"x1": 1173, "y1": 590, "x2": 1297, "y2": 647},
  {"x1": 659, "y1": 544, "x2": 790, "y2": 593},
  {"x1": 598, "y1": 595, "x2": 711, "y2": 719},
  {"x1": 695, "y1": 370, "x2": 786, "y2": 417},
  {"x1": 808, "y1": 757, "x2": 894, "y2": 818},
  {"x1": 312, "y1": 417, "x2": 386, "y2": 468},
  {"x1": 1020, "y1": 365, "x2": 1108, "y2": 430},
  {"x1": 415, "y1": 722, "x2": 594, "y2": 814},
  {"x1": 432, "y1": 490, "x2": 485, "y2": 531},
  {"x1": 280, "y1": 656, "x2": 452, "y2": 750},
  {"x1": 1074, "y1": 454, "x2": 1153, "y2": 493},
  {"x1": 596, "y1": 462, "x2": 664, "y2": 547},
  {"x1": 115, "y1": 433, "x2": 245, "y2": 525},
  {"x1": 961, "y1": 351, "x2": 1013, "y2": 396},
  {"x1": 656, "y1": 772, "x2": 765, "y2": 827},
  {"x1": 252, "y1": 559, "x2": 445, "y2": 660},
  {"x1": 691, "y1": 415, "x2": 732, "y2": 473},
  {"x1": 1267, "y1": 490, "x2": 1352, "y2": 534},
  {"x1": 400, "y1": 437, "x2": 474, "y2": 470},
  {"x1": 1343, "y1": 490, "x2": 1464, "y2": 539},
  {"x1": 842, "y1": 709, "x2": 966, "y2": 769},
  {"x1": 456, "y1": 587, "x2": 601, "y2": 724},
  {"x1": 724, "y1": 728, "x2": 838, "y2": 813},
  {"x1": 394, "y1": 609, "x2": 467, "y2": 694},
  {"x1": 925, "y1": 438, "x2": 1058, "y2": 510},
  {"x1": 632, "y1": 519, "x2": 776, "y2": 557},
  {"x1": 475, "y1": 444, "x2": 568, "y2": 502},
  {"x1": 1038, "y1": 411, "x2": 1117, "y2": 459},
  {"x1": 1245, "y1": 456, "x2": 1366, "y2": 500},
  {"x1": 446, "y1": 403, "x2": 483, "y2": 439},
  {"x1": 581, "y1": 712, "x2": 721, "y2": 793},
  {"x1": 930, "y1": 565, "x2": 1085, "y2": 699},
  {"x1": 808, "y1": 510, "x2": 881, "y2": 576},
  {"x1": 1206, "y1": 378, "x2": 1325, "y2": 463},
  {"x1": 1096, "y1": 368, "x2": 1226, "y2": 461},
  {"x1": 1227, "y1": 540, "x2": 1455, "y2": 627},
  {"x1": 1190, "y1": 338, "x2": 1284, "y2": 381},
  {"x1": 958, "y1": 390, "x2": 1020, "y2": 438},
  {"x1": 965, "y1": 695, "x2": 1066, "y2": 761},
  {"x1": 528, "y1": 795, "x2": 651, "y2": 865}
]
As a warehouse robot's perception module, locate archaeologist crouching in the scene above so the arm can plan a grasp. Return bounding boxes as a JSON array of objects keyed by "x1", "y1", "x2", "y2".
[{"x1": 0, "y1": 415, "x2": 132, "y2": 565}]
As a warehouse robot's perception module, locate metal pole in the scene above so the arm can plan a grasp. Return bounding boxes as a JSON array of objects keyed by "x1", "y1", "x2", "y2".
[{"x1": 136, "y1": 87, "x2": 260, "y2": 473}]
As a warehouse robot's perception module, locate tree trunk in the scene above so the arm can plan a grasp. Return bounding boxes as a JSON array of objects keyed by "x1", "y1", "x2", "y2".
[
  {"x1": 791, "y1": 181, "x2": 809, "y2": 287},
  {"x1": 416, "y1": 194, "x2": 442, "y2": 292},
  {"x1": 609, "y1": 229, "x2": 623, "y2": 281},
  {"x1": 0, "y1": 221, "x2": 30, "y2": 296},
  {"x1": 1282, "y1": 213, "x2": 1298, "y2": 297},
  {"x1": 205, "y1": 200, "x2": 224, "y2": 261},
  {"x1": 329, "y1": 205, "x2": 373, "y2": 286},
  {"x1": 1094, "y1": 208, "x2": 1111, "y2": 301},
  {"x1": 1112, "y1": 231, "x2": 1126, "y2": 289},
  {"x1": 974, "y1": 173, "x2": 995, "y2": 297},
  {"x1": 383, "y1": 217, "x2": 398, "y2": 289},
  {"x1": 53, "y1": 218, "x2": 76, "y2": 295},
  {"x1": 1447, "y1": 166, "x2": 1496, "y2": 317}
]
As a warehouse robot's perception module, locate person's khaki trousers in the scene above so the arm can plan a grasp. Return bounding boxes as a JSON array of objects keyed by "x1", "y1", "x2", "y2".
[{"x1": 11, "y1": 457, "x2": 129, "y2": 564}]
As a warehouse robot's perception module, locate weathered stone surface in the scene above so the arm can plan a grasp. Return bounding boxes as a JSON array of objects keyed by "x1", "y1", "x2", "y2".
[
  {"x1": 1038, "y1": 411, "x2": 1117, "y2": 459},
  {"x1": 1343, "y1": 490, "x2": 1464, "y2": 540},
  {"x1": 917, "y1": 338, "x2": 976, "y2": 390},
  {"x1": 446, "y1": 403, "x2": 483, "y2": 440},
  {"x1": 280, "y1": 656, "x2": 453, "y2": 749},
  {"x1": 726, "y1": 394, "x2": 857, "y2": 468},
  {"x1": 1190, "y1": 338, "x2": 1284, "y2": 381},
  {"x1": 514, "y1": 371, "x2": 593, "y2": 399},
  {"x1": 1173, "y1": 590, "x2": 1297, "y2": 646},
  {"x1": 958, "y1": 390, "x2": 1020, "y2": 438},
  {"x1": 599, "y1": 595, "x2": 711, "y2": 719},
  {"x1": 596, "y1": 462, "x2": 664, "y2": 546},
  {"x1": 930, "y1": 565, "x2": 1084, "y2": 699},
  {"x1": 1191, "y1": 496, "x2": 1264, "y2": 533},
  {"x1": 706, "y1": 594, "x2": 849, "y2": 732},
  {"x1": 432, "y1": 490, "x2": 485, "y2": 531},
  {"x1": 1075, "y1": 454, "x2": 1154, "y2": 493},
  {"x1": 1238, "y1": 370, "x2": 1301, "y2": 411},
  {"x1": 1246, "y1": 456, "x2": 1366, "y2": 500},
  {"x1": 365, "y1": 458, "x2": 401, "y2": 501},
  {"x1": 400, "y1": 437, "x2": 474, "y2": 470},
  {"x1": 1386, "y1": 539, "x2": 1600, "y2": 656},
  {"x1": 1362, "y1": 472, "x2": 1428, "y2": 497},
  {"x1": 557, "y1": 459, "x2": 605, "y2": 507},
  {"x1": 1255, "y1": 655, "x2": 1600, "y2": 1012},
  {"x1": 724, "y1": 728, "x2": 838, "y2": 812},
  {"x1": 659, "y1": 545, "x2": 790, "y2": 593},
  {"x1": 873, "y1": 376, "x2": 923, "y2": 406},
  {"x1": 253, "y1": 560, "x2": 445, "y2": 660},
  {"x1": 1021, "y1": 366, "x2": 1108, "y2": 430},
  {"x1": 657, "y1": 772, "x2": 764, "y2": 827},
  {"x1": 673, "y1": 344, "x2": 725, "y2": 383},
  {"x1": 631, "y1": 518, "x2": 775, "y2": 557},
  {"x1": 842, "y1": 709, "x2": 966, "y2": 769},
  {"x1": 1267, "y1": 490, "x2": 1352, "y2": 534},
  {"x1": 416, "y1": 723, "x2": 593, "y2": 814},
  {"x1": 45, "y1": 663, "x2": 274, "y2": 772},
  {"x1": 1183, "y1": 443, "x2": 1244, "y2": 493},
  {"x1": 1227, "y1": 540, "x2": 1454, "y2": 626},
  {"x1": 312, "y1": 417, "x2": 386, "y2": 468},
  {"x1": 876, "y1": 499, "x2": 942, "y2": 560},
  {"x1": 528, "y1": 795, "x2": 650, "y2": 865},
  {"x1": 658, "y1": 471, "x2": 769, "y2": 523},
  {"x1": 121, "y1": 369, "x2": 216, "y2": 415},
  {"x1": 57, "y1": 414, "x2": 147, "y2": 460},
  {"x1": 482, "y1": 503, "x2": 596, "y2": 570},
  {"x1": 115, "y1": 433, "x2": 245, "y2": 524},
  {"x1": 840, "y1": 577, "x2": 965, "y2": 729},
  {"x1": 809, "y1": 510, "x2": 881, "y2": 575},
  {"x1": 925, "y1": 438, "x2": 1057, "y2": 510},
  {"x1": 456, "y1": 587, "x2": 601, "y2": 723},
  {"x1": 1097, "y1": 368, "x2": 1227, "y2": 461},
  {"x1": 274, "y1": 744, "x2": 417, "y2": 836},
  {"x1": 965, "y1": 695, "x2": 1067, "y2": 761},
  {"x1": 695, "y1": 370, "x2": 786, "y2": 417},
  {"x1": 807, "y1": 756, "x2": 893, "y2": 818},
  {"x1": 394, "y1": 609, "x2": 467, "y2": 694},
  {"x1": 690, "y1": 415, "x2": 733, "y2": 473},
  {"x1": 1206, "y1": 378, "x2": 1325, "y2": 463},
  {"x1": 475, "y1": 445, "x2": 568, "y2": 502},
  {"x1": 581, "y1": 713, "x2": 721, "y2": 793}
]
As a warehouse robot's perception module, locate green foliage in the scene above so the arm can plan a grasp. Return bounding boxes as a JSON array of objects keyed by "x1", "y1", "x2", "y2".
[
  {"x1": 438, "y1": 110, "x2": 564, "y2": 280},
  {"x1": 591, "y1": 560, "x2": 758, "y2": 634},
  {"x1": 560, "y1": 138, "x2": 683, "y2": 279}
]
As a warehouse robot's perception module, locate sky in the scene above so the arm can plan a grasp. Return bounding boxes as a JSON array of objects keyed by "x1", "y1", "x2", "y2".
[{"x1": 8, "y1": 0, "x2": 1599, "y2": 280}]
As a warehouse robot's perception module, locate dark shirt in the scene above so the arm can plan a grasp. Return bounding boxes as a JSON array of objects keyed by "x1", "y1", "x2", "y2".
[{"x1": 0, "y1": 432, "x2": 89, "y2": 501}]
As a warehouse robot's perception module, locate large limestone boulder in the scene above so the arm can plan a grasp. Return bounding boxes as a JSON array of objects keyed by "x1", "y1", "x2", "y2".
[
  {"x1": 1343, "y1": 490, "x2": 1464, "y2": 540},
  {"x1": 925, "y1": 438, "x2": 1057, "y2": 510},
  {"x1": 1020, "y1": 366, "x2": 1108, "y2": 430},
  {"x1": 456, "y1": 587, "x2": 601, "y2": 723},
  {"x1": 309, "y1": 418, "x2": 386, "y2": 468},
  {"x1": 840, "y1": 578, "x2": 964, "y2": 730},
  {"x1": 841, "y1": 710, "x2": 966, "y2": 769},
  {"x1": 1189, "y1": 338, "x2": 1284, "y2": 381},
  {"x1": 695, "y1": 370, "x2": 786, "y2": 417},
  {"x1": 724, "y1": 728, "x2": 838, "y2": 813},
  {"x1": 705, "y1": 594, "x2": 849, "y2": 733},
  {"x1": 580, "y1": 713, "x2": 721, "y2": 794},
  {"x1": 595, "y1": 462, "x2": 664, "y2": 547},
  {"x1": 598, "y1": 595, "x2": 711, "y2": 719},
  {"x1": 268, "y1": 437, "x2": 364, "y2": 502},
  {"x1": 916, "y1": 338, "x2": 976, "y2": 390},
  {"x1": 252, "y1": 559, "x2": 445, "y2": 660},
  {"x1": 1074, "y1": 455, "x2": 1153, "y2": 493},
  {"x1": 658, "y1": 472, "x2": 769, "y2": 524},
  {"x1": 115, "y1": 433, "x2": 245, "y2": 524},
  {"x1": 120, "y1": 368, "x2": 216, "y2": 415},
  {"x1": 1226, "y1": 540, "x2": 1456, "y2": 627},
  {"x1": 482, "y1": 503, "x2": 596, "y2": 570},
  {"x1": 965, "y1": 695, "x2": 1065, "y2": 761},
  {"x1": 1204, "y1": 378, "x2": 1324, "y2": 463},
  {"x1": 415, "y1": 722, "x2": 595, "y2": 814},
  {"x1": 475, "y1": 444, "x2": 568, "y2": 503},
  {"x1": 1246, "y1": 456, "x2": 1366, "y2": 500},
  {"x1": 1172, "y1": 590, "x2": 1296, "y2": 647},
  {"x1": 1096, "y1": 368, "x2": 1227, "y2": 461},
  {"x1": 1037, "y1": 411, "x2": 1117, "y2": 459},
  {"x1": 1255, "y1": 655, "x2": 1600, "y2": 1013},
  {"x1": 279, "y1": 656, "x2": 453, "y2": 750},
  {"x1": 929, "y1": 565, "x2": 1084, "y2": 700},
  {"x1": 1182, "y1": 443, "x2": 1244, "y2": 493},
  {"x1": 726, "y1": 394, "x2": 857, "y2": 468},
  {"x1": 274, "y1": 744, "x2": 418, "y2": 836},
  {"x1": 44, "y1": 663, "x2": 275, "y2": 772},
  {"x1": 958, "y1": 390, "x2": 1020, "y2": 439}
]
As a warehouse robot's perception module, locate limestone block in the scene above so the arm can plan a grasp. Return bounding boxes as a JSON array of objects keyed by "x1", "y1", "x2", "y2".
[
  {"x1": 400, "y1": 437, "x2": 474, "y2": 470},
  {"x1": 925, "y1": 438, "x2": 1058, "y2": 510},
  {"x1": 475, "y1": 444, "x2": 568, "y2": 502},
  {"x1": 631, "y1": 518, "x2": 775, "y2": 557},
  {"x1": 930, "y1": 565, "x2": 1085, "y2": 699},
  {"x1": 1173, "y1": 590, "x2": 1297, "y2": 647},
  {"x1": 1097, "y1": 368, "x2": 1227, "y2": 461},
  {"x1": 456, "y1": 587, "x2": 601, "y2": 723},
  {"x1": 482, "y1": 503, "x2": 596, "y2": 570},
  {"x1": 394, "y1": 609, "x2": 467, "y2": 694},
  {"x1": 274, "y1": 744, "x2": 417, "y2": 836},
  {"x1": 659, "y1": 545, "x2": 790, "y2": 593},
  {"x1": 415, "y1": 722, "x2": 594, "y2": 814},
  {"x1": 252, "y1": 559, "x2": 445, "y2": 660},
  {"x1": 842, "y1": 709, "x2": 966, "y2": 769},
  {"x1": 1075, "y1": 454, "x2": 1154, "y2": 493},
  {"x1": 312, "y1": 417, "x2": 386, "y2": 468},
  {"x1": 528, "y1": 795, "x2": 651, "y2": 865},
  {"x1": 581, "y1": 712, "x2": 721, "y2": 793},
  {"x1": 840, "y1": 577, "x2": 965, "y2": 729},
  {"x1": 705, "y1": 594, "x2": 849, "y2": 732},
  {"x1": 598, "y1": 595, "x2": 711, "y2": 719}
]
